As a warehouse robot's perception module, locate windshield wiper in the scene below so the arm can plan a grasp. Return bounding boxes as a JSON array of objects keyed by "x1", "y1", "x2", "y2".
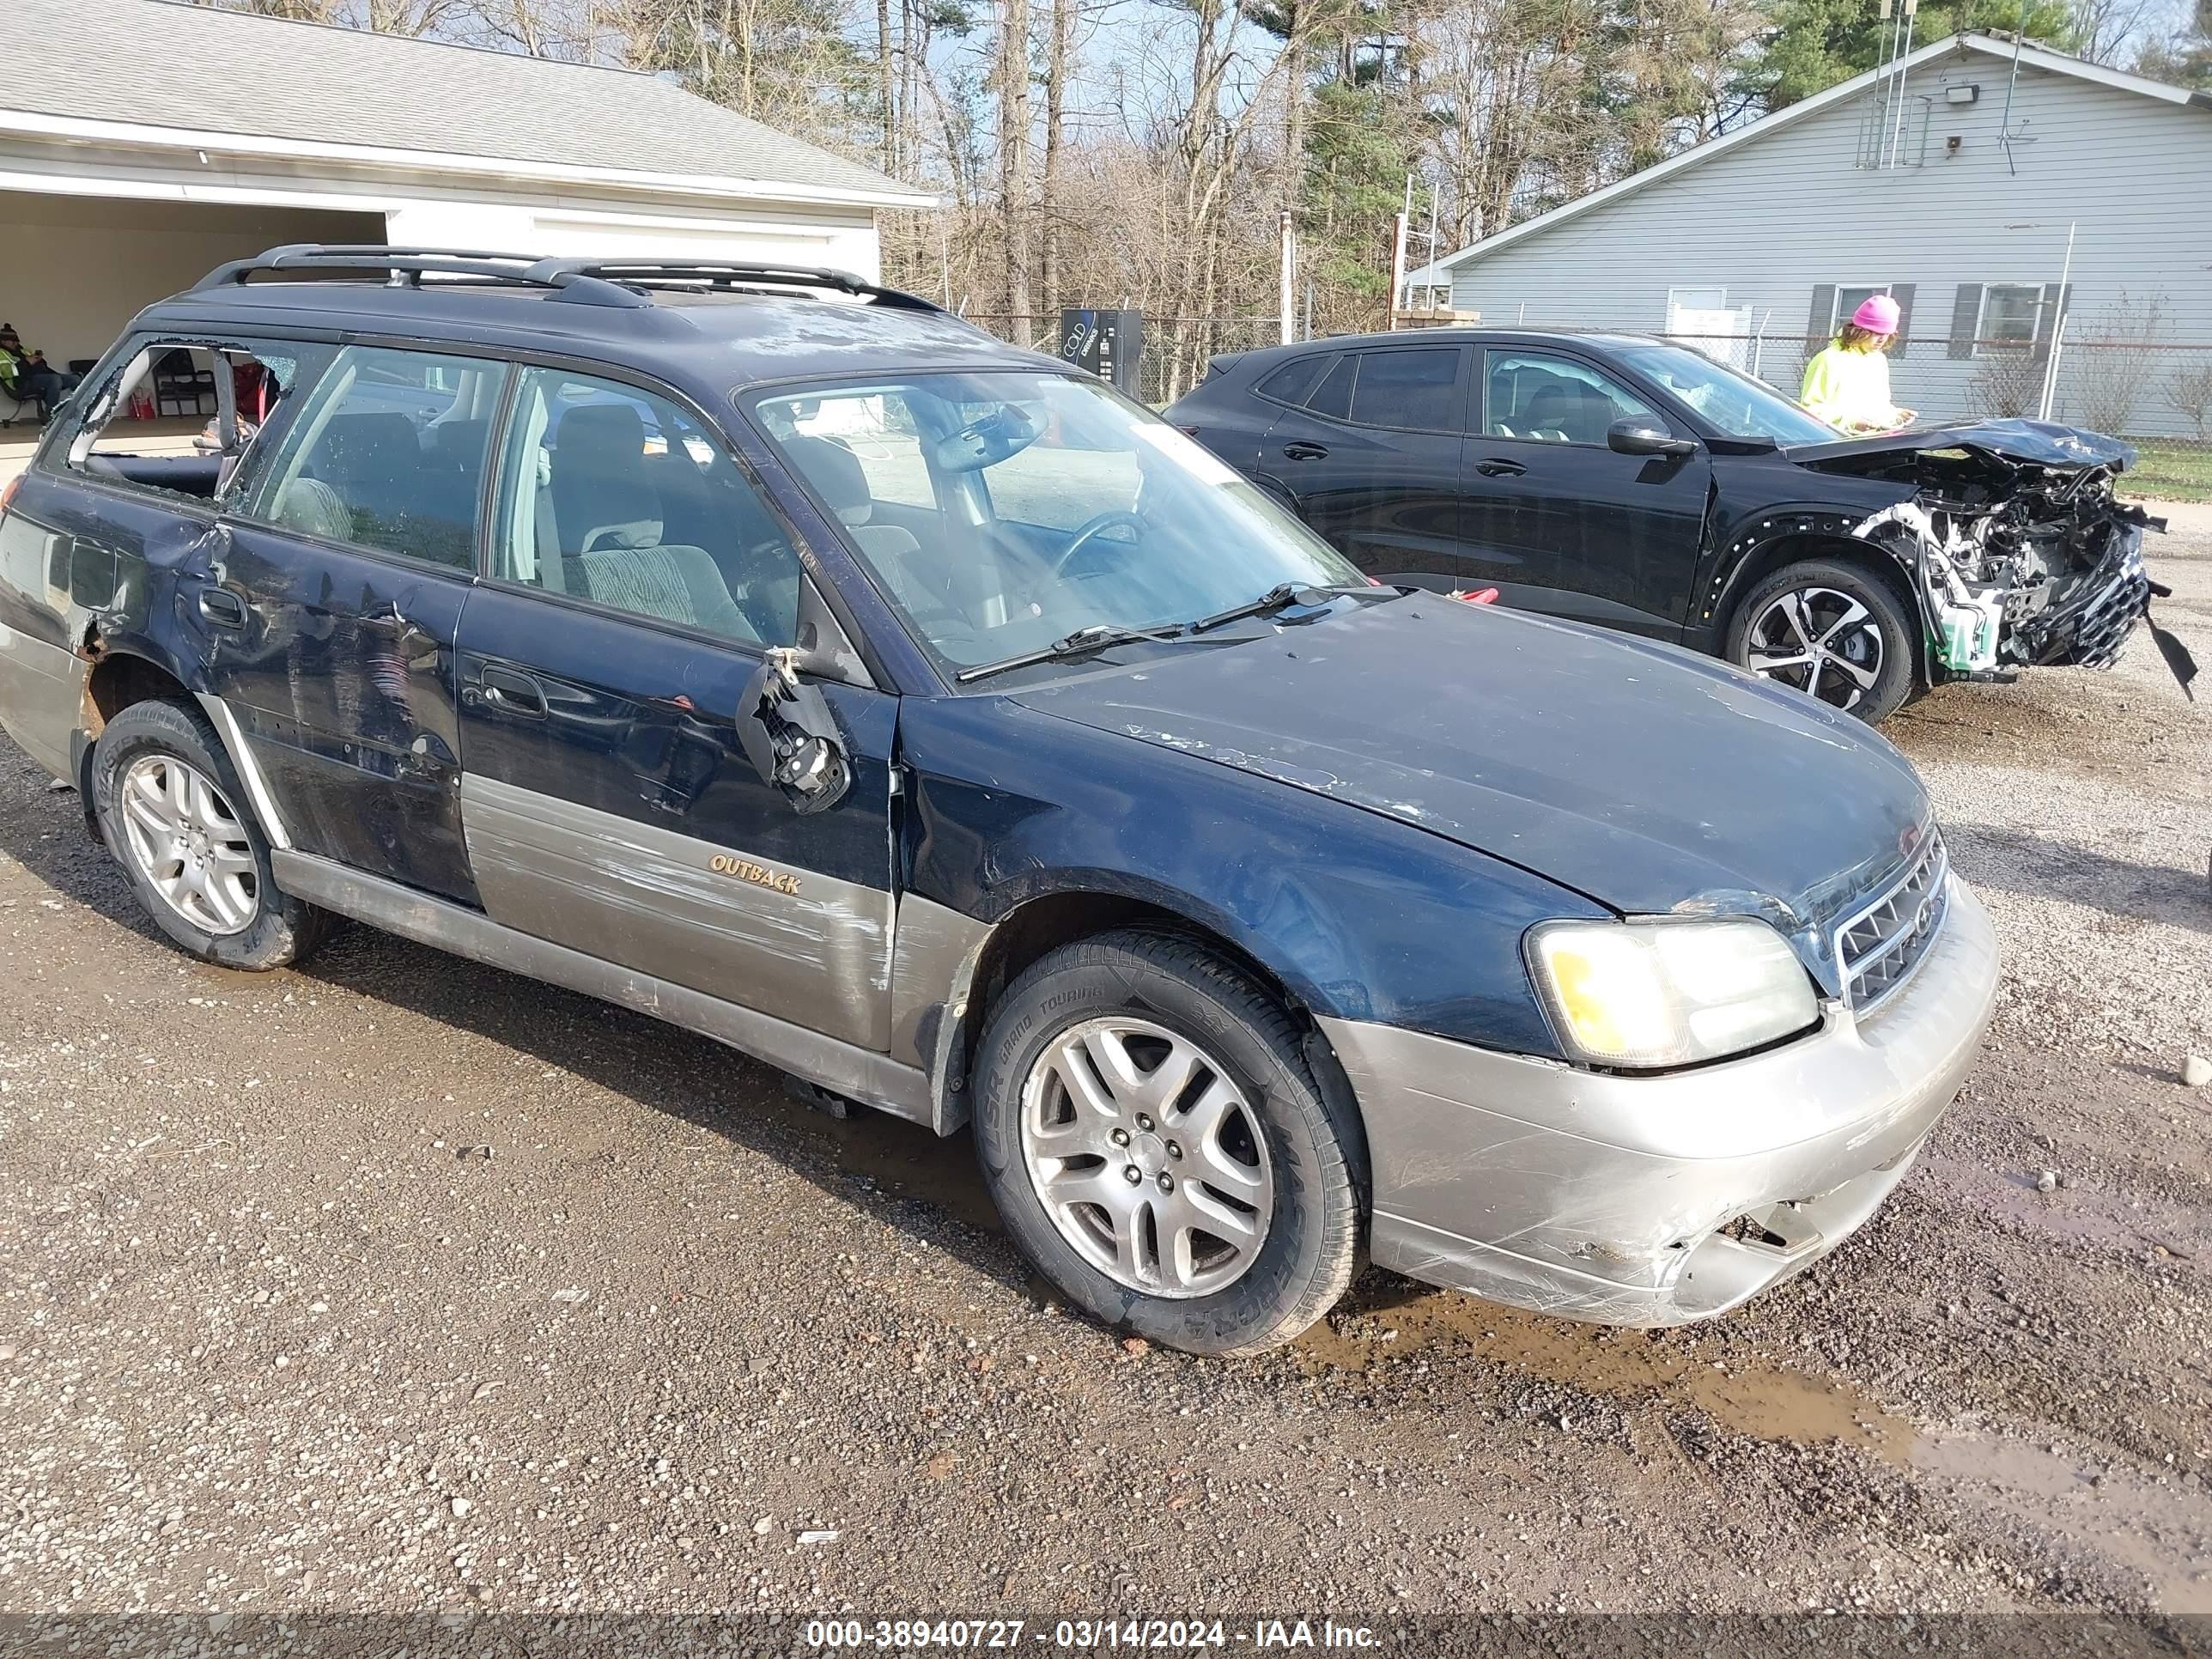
[
  {"x1": 1182, "y1": 581, "x2": 1375, "y2": 635},
  {"x1": 954, "y1": 622, "x2": 1187, "y2": 685},
  {"x1": 1182, "y1": 583, "x2": 1313, "y2": 635}
]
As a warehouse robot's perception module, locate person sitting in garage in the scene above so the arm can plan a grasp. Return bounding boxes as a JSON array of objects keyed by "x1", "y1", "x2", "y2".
[{"x1": 1800, "y1": 295, "x2": 1916, "y2": 435}]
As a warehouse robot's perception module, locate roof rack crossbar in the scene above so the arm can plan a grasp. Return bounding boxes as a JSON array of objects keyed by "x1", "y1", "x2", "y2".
[{"x1": 194, "y1": 246, "x2": 649, "y2": 307}]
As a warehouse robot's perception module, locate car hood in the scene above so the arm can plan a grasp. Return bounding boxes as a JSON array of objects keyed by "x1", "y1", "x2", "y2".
[
  {"x1": 1784, "y1": 417, "x2": 2136, "y2": 471},
  {"x1": 1010, "y1": 598, "x2": 1930, "y2": 984}
]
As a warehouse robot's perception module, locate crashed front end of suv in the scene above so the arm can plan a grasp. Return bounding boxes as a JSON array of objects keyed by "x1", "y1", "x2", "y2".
[{"x1": 1789, "y1": 419, "x2": 2192, "y2": 695}]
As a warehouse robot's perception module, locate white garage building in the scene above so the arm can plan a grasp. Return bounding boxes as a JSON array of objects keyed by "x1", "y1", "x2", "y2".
[{"x1": 5, "y1": 0, "x2": 933, "y2": 373}]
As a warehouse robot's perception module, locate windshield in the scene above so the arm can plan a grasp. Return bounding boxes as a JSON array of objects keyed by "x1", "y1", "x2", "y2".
[
  {"x1": 747, "y1": 372, "x2": 1364, "y2": 679},
  {"x1": 1611, "y1": 343, "x2": 1840, "y2": 446}
]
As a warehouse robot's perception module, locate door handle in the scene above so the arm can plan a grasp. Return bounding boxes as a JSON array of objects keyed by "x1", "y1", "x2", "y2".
[
  {"x1": 1281, "y1": 441, "x2": 1330, "y2": 461},
  {"x1": 198, "y1": 587, "x2": 247, "y2": 629},
  {"x1": 479, "y1": 665, "x2": 548, "y2": 719},
  {"x1": 1475, "y1": 458, "x2": 1528, "y2": 477}
]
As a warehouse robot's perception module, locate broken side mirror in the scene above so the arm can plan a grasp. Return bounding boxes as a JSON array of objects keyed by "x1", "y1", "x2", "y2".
[
  {"x1": 1607, "y1": 417, "x2": 1698, "y2": 459},
  {"x1": 738, "y1": 647, "x2": 852, "y2": 814}
]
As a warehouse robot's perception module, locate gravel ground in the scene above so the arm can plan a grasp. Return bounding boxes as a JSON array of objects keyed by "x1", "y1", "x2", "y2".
[{"x1": 1, "y1": 507, "x2": 2207, "y2": 1621}]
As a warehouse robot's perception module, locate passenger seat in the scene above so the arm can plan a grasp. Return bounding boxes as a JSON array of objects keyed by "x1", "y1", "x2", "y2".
[{"x1": 549, "y1": 403, "x2": 758, "y2": 642}]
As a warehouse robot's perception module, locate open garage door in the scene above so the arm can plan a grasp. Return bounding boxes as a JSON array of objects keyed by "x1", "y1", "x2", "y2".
[{"x1": 0, "y1": 191, "x2": 386, "y2": 375}]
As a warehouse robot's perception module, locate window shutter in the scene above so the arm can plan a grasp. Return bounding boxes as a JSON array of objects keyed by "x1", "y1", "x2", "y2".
[
  {"x1": 1808, "y1": 284, "x2": 1837, "y2": 352},
  {"x1": 1948, "y1": 284, "x2": 1984, "y2": 360},
  {"x1": 2033, "y1": 283, "x2": 2075, "y2": 362},
  {"x1": 1888, "y1": 283, "x2": 1916, "y2": 358}
]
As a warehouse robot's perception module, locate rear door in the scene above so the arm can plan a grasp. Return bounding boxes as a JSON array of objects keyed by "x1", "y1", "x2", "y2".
[
  {"x1": 1462, "y1": 346, "x2": 1711, "y2": 638},
  {"x1": 1255, "y1": 343, "x2": 1475, "y2": 590},
  {"x1": 213, "y1": 341, "x2": 506, "y2": 902},
  {"x1": 453, "y1": 362, "x2": 899, "y2": 1051}
]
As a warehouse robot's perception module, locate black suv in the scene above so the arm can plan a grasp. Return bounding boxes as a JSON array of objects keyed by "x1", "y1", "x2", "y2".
[
  {"x1": 0, "y1": 252, "x2": 1999, "y2": 1354},
  {"x1": 1166, "y1": 330, "x2": 2172, "y2": 723}
]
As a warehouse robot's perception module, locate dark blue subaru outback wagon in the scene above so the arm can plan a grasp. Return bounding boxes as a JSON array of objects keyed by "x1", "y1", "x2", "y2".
[{"x1": 0, "y1": 248, "x2": 1999, "y2": 1354}]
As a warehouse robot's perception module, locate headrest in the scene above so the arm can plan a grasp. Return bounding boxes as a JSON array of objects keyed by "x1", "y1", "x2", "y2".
[
  {"x1": 320, "y1": 412, "x2": 417, "y2": 476},
  {"x1": 559, "y1": 402, "x2": 649, "y2": 466},
  {"x1": 781, "y1": 434, "x2": 873, "y2": 526}
]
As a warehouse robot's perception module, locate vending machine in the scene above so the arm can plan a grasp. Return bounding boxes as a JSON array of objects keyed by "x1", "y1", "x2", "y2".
[{"x1": 1055, "y1": 308, "x2": 1144, "y2": 397}]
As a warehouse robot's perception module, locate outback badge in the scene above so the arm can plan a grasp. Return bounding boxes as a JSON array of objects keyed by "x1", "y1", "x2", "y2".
[{"x1": 709, "y1": 854, "x2": 801, "y2": 896}]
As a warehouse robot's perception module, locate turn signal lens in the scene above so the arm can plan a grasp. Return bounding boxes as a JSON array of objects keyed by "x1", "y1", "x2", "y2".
[
  {"x1": 0, "y1": 472, "x2": 21, "y2": 514},
  {"x1": 1527, "y1": 918, "x2": 1818, "y2": 1070}
]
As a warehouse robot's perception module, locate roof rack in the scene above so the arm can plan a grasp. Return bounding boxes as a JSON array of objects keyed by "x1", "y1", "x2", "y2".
[
  {"x1": 195, "y1": 246, "x2": 946, "y2": 313},
  {"x1": 542, "y1": 259, "x2": 946, "y2": 313},
  {"x1": 196, "y1": 246, "x2": 651, "y2": 307}
]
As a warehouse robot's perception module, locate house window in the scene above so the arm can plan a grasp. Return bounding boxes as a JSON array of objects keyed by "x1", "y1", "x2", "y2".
[
  {"x1": 1976, "y1": 283, "x2": 2047, "y2": 356},
  {"x1": 1668, "y1": 286, "x2": 1729, "y2": 311},
  {"x1": 1832, "y1": 284, "x2": 1893, "y2": 334}
]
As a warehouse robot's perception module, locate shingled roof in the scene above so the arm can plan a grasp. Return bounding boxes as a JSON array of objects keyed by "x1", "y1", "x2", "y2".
[{"x1": 8, "y1": 0, "x2": 930, "y2": 208}]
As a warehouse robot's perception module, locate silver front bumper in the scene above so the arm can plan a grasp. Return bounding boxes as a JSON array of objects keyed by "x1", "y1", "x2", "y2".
[{"x1": 1321, "y1": 876, "x2": 2000, "y2": 1325}]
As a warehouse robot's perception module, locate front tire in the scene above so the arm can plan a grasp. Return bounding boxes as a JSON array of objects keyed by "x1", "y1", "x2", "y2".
[
  {"x1": 89, "y1": 699, "x2": 331, "y2": 971},
  {"x1": 1726, "y1": 558, "x2": 1917, "y2": 724},
  {"x1": 972, "y1": 930, "x2": 1364, "y2": 1356}
]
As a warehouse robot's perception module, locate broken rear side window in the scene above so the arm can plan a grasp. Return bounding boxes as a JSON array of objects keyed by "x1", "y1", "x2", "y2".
[{"x1": 63, "y1": 339, "x2": 331, "y2": 506}]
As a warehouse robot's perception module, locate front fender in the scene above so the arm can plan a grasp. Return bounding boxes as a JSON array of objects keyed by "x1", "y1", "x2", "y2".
[{"x1": 898, "y1": 696, "x2": 1604, "y2": 1057}]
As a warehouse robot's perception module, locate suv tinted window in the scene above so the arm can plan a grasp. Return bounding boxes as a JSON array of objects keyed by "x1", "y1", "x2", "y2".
[
  {"x1": 1307, "y1": 355, "x2": 1358, "y2": 420},
  {"x1": 1483, "y1": 349, "x2": 1657, "y2": 446},
  {"x1": 491, "y1": 366, "x2": 803, "y2": 648},
  {"x1": 1255, "y1": 355, "x2": 1328, "y2": 407},
  {"x1": 1347, "y1": 348, "x2": 1459, "y2": 429},
  {"x1": 247, "y1": 344, "x2": 502, "y2": 569}
]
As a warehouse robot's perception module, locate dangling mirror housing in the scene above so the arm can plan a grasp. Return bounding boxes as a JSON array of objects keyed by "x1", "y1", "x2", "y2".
[{"x1": 738, "y1": 646, "x2": 852, "y2": 814}]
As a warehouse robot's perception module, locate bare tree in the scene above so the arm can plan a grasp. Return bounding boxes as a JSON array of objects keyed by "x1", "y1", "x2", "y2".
[{"x1": 2165, "y1": 360, "x2": 2212, "y2": 444}]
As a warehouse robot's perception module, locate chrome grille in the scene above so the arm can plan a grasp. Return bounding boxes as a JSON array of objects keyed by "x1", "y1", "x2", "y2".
[{"x1": 1835, "y1": 831, "x2": 1950, "y2": 1013}]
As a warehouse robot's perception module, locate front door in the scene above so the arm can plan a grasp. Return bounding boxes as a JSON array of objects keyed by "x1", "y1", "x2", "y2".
[
  {"x1": 1256, "y1": 343, "x2": 1473, "y2": 590},
  {"x1": 1462, "y1": 347, "x2": 1712, "y2": 639},
  {"x1": 454, "y1": 364, "x2": 898, "y2": 1050},
  {"x1": 210, "y1": 341, "x2": 506, "y2": 903}
]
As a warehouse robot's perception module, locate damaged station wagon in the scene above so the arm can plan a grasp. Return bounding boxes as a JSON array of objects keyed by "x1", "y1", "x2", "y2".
[
  {"x1": 0, "y1": 249, "x2": 2002, "y2": 1354},
  {"x1": 1168, "y1": 331, "x2": 2194, "y2": 723}
]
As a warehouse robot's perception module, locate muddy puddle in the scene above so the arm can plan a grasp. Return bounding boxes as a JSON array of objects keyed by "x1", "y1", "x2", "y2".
[{"x1": 1296, "y1": 1282, "x2": 1915, "y2": 1466}]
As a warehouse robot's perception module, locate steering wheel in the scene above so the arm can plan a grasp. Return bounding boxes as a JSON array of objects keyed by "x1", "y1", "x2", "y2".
[{"x1": 1051, "y1": 510, "x2": 1146, "y2": 578}]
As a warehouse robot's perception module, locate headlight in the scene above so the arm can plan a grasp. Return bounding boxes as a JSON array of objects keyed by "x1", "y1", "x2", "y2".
[{"x1": 1526, "y1": 918, "x2": 1819, "y2": 1070}]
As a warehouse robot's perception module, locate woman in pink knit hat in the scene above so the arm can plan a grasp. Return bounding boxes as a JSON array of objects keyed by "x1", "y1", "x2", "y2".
[{"x1": 1800, "y1": 294, "x2": 1916, "y2": 434}]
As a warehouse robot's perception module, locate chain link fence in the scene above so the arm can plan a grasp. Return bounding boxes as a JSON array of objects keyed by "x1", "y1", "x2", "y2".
[{"x1": 957, "y1": 307, "x2": 2212, "y2": 503}]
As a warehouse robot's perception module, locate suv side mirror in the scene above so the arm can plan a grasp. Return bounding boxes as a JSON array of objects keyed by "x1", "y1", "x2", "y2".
[
  {"x1": 737, "y1": 647, "x2": 851, "y2": 814},
  {"x1": 1607, "y1": 417, "x2": 1697, "y2": 459}
]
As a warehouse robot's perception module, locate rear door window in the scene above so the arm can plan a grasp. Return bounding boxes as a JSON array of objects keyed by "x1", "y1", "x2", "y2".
[
  {"x1": 1346, "y1": 347, "x2": 1462, "y2": 431},
  {"x1": 242, "y1": 344, "x2": 506, "y2": 569}
]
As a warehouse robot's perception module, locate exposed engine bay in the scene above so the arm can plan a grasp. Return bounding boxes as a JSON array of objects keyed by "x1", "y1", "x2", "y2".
[{"x1": 1802, "y1": 422, "x2": 2196, "y2": 698}]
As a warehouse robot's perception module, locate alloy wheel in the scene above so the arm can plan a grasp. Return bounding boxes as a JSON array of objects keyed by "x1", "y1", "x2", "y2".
[
  {"x1": 1018, "y1": 1017, "x2": 1274, "y2": 1298},
  {"x1": 116, "y1": 753, "x2": 259, "y2": 937},
  {"x1": 1745, "y1": 586, "x2": 1887, "y2": 710}
]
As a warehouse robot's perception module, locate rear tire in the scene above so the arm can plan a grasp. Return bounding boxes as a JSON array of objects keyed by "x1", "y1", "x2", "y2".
[
  {"x1": 1726, "y1": 558, "x2": 1917, "y2": 725},
  {"x1": 972, "y1": 929, "x2": 1364, "y2": 1357},
  {"x1": 89, "y1": 699, "x2": 331, "y2": 971}
]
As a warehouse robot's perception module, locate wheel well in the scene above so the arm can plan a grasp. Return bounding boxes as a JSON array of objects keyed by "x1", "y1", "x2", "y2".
[
  {"x1": 937, "y1": 890, "x2": 1346, "y2": 1130},
  {"x1": 83, "y1": 650, "x2": 191, "y2": 738},
  {"x1": 1718, "y1": 532, "x2": 1924, "y2": 674}
]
